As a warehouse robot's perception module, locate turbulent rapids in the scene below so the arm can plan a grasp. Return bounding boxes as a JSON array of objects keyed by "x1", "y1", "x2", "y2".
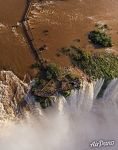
[{"x1": 0, "y1": 71, "x2": 118, "y2": 150}]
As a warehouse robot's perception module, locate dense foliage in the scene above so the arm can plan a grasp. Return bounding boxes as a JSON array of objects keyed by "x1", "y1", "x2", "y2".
[{"x1": 89, "y1": 30, "x2": 112, "y2": 48}]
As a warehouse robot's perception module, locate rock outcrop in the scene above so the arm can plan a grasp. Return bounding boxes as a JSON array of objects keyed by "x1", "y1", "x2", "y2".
[{"x1": 0, "y1": 71, "x2": 28, "y2": 123}]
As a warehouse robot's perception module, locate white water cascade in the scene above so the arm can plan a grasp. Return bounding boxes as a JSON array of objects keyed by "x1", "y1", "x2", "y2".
[{"x1": 0, "y1": 78, "x2": 118, "y2": 150}]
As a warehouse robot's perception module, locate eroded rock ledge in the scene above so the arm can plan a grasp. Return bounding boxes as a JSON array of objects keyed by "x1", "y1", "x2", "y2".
[{"x1": 0, "y1": 71, "x2": 28, "y2": 123}]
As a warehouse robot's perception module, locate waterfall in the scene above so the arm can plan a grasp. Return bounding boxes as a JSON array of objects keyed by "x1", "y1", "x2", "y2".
[
  {"x1": 31, "y1": 79, "x2": 104, "y2": 116},
  {"x1": 103, "y1": 78, "x2": 118, "y2": 102},
  {"x1": 0, "y1": 74, "x2": 118, "y2": 150},
  {"x1": 21, "y1": 78, "x2": 118, "y2": 121}
]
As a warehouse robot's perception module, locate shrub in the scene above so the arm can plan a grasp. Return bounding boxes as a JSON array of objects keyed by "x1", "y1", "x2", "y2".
[
  {"x1": 31, "y1": 62, "x2": 41, "y2": 69},
  {"x1": 89, "y1": 30, "x2": 112, "y2": 48},
  {"x1": 60, "y1": 90, "x2": 71, "y2": 98},
  {"x1": 46, "y1": 63, "x2": 60, "y2": 80}
]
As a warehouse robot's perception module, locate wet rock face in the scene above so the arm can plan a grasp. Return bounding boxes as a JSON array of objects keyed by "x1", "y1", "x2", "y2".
[{"x1": 0, "y1": 71, "x2": 28, "y2": 122}]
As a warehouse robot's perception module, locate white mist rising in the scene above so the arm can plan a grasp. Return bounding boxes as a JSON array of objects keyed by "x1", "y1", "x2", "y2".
[{"x1": 0, "y1": 79, "x2": 118, "y2": 150}]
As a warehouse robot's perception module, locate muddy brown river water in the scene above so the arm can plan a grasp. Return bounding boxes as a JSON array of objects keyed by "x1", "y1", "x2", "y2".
[
  {"x1": 0, "y1": 0, "x2": 118, "y2": 78},
  {"x1": 29, "y1": 0, "x2": 118, "y2": 66},
  {"x1": 0, "y1": 0, "x2": 35, "y2": 79}
]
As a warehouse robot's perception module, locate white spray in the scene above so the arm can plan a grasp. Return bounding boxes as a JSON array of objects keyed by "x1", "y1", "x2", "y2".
[{"x1": 0, "y1": 79, "x2": 118, "y2": 150}]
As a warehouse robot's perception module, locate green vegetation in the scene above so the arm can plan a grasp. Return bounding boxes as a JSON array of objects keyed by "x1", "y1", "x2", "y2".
[
  {"x1": 35, "y1": 96, "x2": 52, "y2": 109},
  {"x1": 45, "y1": 63, "x2": 60, "y2": 80},
  {"x1": 31, "y1": 62, "x2": 81, "y2": 108},
  {"x1": 31, "y1": 62, "x2": 41, "y2": 69},
  {"x1": 60, "y1": 90, "x2": 71, "y2": 98},
  {"x1": 60, "y1": 46, "x2": 118, "y2": 80},
  {"x1": 31, "y1": 24, "x2": 117, "y2": 108},
  {"x1": 89, "y1": 30, "x2": 112, "y2": 48},
  {"x1": 31, "y1": 46, "x2": 118, "y2": 108}
]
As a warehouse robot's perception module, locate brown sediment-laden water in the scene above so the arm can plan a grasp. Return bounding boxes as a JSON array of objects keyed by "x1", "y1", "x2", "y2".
[
  {"x1": 29, "y1": 0, "x2": 118, "y2": 66},
  {"x1": 0, "y1": 1, "x2": 118, "y2": 150},
  {"x1": 0, "y1": 0, "x2": 35, "y2": 79},
  {"x1": 0, "y1": 0, "x2": 118, "y2": 76}
]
